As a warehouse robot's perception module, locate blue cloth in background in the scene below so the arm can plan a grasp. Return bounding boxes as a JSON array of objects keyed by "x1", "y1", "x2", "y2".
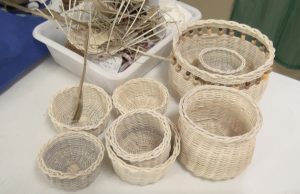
[{"x1": 0, "y1": 10, "x2": 49, "y2": 93}]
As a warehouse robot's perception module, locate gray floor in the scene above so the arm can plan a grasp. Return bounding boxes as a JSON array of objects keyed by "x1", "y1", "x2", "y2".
[{"x1": 181, "y1": 0, "x2": 300, "y2": 81}]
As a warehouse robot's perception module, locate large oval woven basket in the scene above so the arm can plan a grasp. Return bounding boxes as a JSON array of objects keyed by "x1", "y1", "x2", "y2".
[
  {"x1": 169, "y1": 19, "x2": 275, "y2": 101},
  {"x1": 178, "y1": 85, "x2": 262, "y2": 180}
]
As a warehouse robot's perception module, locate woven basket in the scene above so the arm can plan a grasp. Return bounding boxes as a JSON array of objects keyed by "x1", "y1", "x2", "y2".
[
  {"x1": 112, "y1": 78, "x2": 169, "y2": 115},
  {"x1": 169, "y1": 19, "x2": 275, "y2": 101},
  {"x1": 198, "y1": 47, "x2": 246, "y2": 74},
  {"x1": 106, "y1": 109, "x2": 171, "y2": 167},
  {"x1": 37, "y1": 131, "x2": 105, "y2": 190},
  {"x1": 178, "y1": 85, "x2": 262, "y2": 180},
  {"x1": 106, "y1": 119, "x2": 180, "y2": 185},
  {"x1": 48, "y1": 84, "x2": 112, "y2": 136}
]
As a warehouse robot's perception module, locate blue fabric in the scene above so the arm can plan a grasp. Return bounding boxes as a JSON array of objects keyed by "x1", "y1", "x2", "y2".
[{"x1": 0, "y1": 10, "x2": 49, "y2": 93}]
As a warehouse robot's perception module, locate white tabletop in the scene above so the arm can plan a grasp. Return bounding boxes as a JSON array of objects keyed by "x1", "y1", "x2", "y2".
[{"x1": 1, "y1": 57, "x2": 300, "y2": 194}]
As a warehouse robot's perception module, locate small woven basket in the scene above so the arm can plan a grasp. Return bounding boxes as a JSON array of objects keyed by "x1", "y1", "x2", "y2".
[
  {"x1": 37, "y1": 131, "x2": 105, "y2": 190},
  {"x1": 106, "y1": 109, "x2": 172, "y2": 167},
  {"x1": 112, "y1": 78, "x2": 169, "y2": 115},
  {"x1": 169, "y1": 19, "x2": 275, "y2": 101},
  {"x1": 48, "y1": 84, "x2": 112, "y2": 136},
  {"x1": 106, "y1": 119, "x2": 180, "y2": 185},
  {"x1": 178, "y1": 85, "x2": 262, "y2": 180},
  {"x1": 198, "y1": 47, "x2": 246, "y2": 74}
]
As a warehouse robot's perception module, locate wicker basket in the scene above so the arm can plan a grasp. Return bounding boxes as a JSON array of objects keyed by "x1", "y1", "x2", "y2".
[
  {"x1": 112, "y1": 78, "x2": 169, "y2": 115},
  {"x1": 106, "y1": 109, "x2": 172, "y2": 167},
  {"x1": 178, "y1": 85, "x2": 262, "y2": 180},
  {"x1": 106, "y1": 119, "x2": 180, "y2": 185},
  {"x1": 169, "y1": 19, "x2": 275, "y2": 101},
  {"x1": 198, "y1": 47, "x2": 246, "y2": 74},
  {"x1": 48, "y1": 84, "x2": 112, "y2": 136},
  {"x1": 37, "y1": 131, "x2": 105, "y2": 190}
]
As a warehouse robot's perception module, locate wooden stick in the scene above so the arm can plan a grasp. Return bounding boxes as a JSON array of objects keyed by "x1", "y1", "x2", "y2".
[
  {"x1": 72, "y1": 12, "x2": 91, "y2": 122},
  {"x1": 122, "y1": 0, "x2": 145, "y2": 40},
  {"x1": 128, "y1": 46, "x2": 170, "y2": 62}
]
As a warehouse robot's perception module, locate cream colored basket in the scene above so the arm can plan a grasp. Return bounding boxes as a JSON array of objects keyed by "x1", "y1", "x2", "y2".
[
  {"x1": 178, "y1": 85, "x2": 262, "y2": 180},
  {"x1": 112, "y1": 78, "x2": 169, "y2": 115},
  {"x1": 106, "y1": 110, "x2": 172, "y2": 167},
  {"x1": 106, "y1": 119, "x2": 180, "y2": 185},
  {"x1": 169, "y1": 19, "x2": 275, "y2": 101},
  {"x1": 37, "y1": 131, "x2": 105, "y2": 190},
  {"x1": 48, "y1": 84, "x2": 112, "y2": 136}
]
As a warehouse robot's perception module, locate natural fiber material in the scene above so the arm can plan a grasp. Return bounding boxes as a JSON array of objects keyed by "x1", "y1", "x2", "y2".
[
  {"x1": 169, "y1": 19, "x2": 275, "y2": 101},
  {"x1": 112, "y1": 78, "x2": 169, "y2": 114},
  {"x1": 106, "y1": 119, "x2": 180, "y2": 185},
  {"x1": 48, "y1": 84, "x2": 112, "y2": 136},
  {"x1": 178, "y1": 85, "x2": 262, "y2": 180},
  {"x1": 37, "y1": 131, "x2": 105, "y2": 190},
  {"x1": 199, "y1": 47, "x2": 246, "y2": 74},
  {"x1": 106, "y1": 109, "x2": 171, "y2": 167}
]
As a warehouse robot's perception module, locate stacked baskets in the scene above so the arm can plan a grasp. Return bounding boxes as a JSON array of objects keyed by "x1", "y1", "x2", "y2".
[
  {"x1": 105, "y1": 110, "x2": 180, "y2": 185},
  {"x1": 35, "y1": 19, "x2": 273, "y2": 190},
  {"x1": 169, "y1": 19, "x2": 275, "y2": 101},
  {"x1": 178, "y1": 85, "x2": 262, "y2": 180}
]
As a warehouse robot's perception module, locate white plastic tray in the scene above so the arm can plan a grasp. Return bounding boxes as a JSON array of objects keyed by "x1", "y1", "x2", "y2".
[{"x1": 33, "y1": 2, "x2": 201, "y2": 93}]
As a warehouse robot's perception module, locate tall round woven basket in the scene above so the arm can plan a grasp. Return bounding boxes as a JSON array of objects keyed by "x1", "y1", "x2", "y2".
[
  {"x1": 178, "y1": 86, "x2": 262, "y2": 180},
  {"x1": 169, "y1": 19, "x2": 275, "y2": 101}
]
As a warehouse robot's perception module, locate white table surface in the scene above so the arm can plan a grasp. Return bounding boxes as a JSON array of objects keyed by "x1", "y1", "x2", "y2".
[{"x1": 1, "y1": 57, "x2": 300, "y2": 194}]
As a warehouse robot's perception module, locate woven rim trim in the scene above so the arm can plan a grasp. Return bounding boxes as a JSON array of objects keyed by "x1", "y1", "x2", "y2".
[
  {"x1": 106, "y1": 119, "x2": 180, "y2": 172},
  {"x1": 112, "y1": 78, "x2": 169, "y2": 114},
  {"x1": 172, "y1": 19, "x2": 275, "y2": 84},
  {"x1": 199, "y1": 47, "x2": 246, "y2": 75},
  {"x1": 106, "y1": 109, "x2": 171, "y2": 162},
  {"x1": 37, "y1": 131, "x2": 105, "y2": 179},
  {"x1": 48, "y1": 83, "x2": 112, "y2": 131},
  {"x1": 179, "y1": 85, "x2": 262, "y2": 143}
]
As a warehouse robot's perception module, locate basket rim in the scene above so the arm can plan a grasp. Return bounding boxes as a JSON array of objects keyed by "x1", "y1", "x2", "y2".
[
  {"x1": 179, "y1": 85, "x2": 262, "y2": 143},
  {"x1": 112, "y1": 78, "x2": 169, "y2": 114},
  {"x1": 106, "y1": 119, "x2": 180, "y2": 172},
  {"x1": 106, "y1": 109, "x2": 172, "y2": 162},
  {"x1": 198, "y1": 47, "x2": 246, "y2": 75},
  {"x1": 172, "y1": 19, "x2": 275, "y2": 85},
  {"x1": 37, "y1": 131, "x2": 105, "y2": 179},
  {"x1": 48, "y1": 83, "x2": 112, "y2": 131}
]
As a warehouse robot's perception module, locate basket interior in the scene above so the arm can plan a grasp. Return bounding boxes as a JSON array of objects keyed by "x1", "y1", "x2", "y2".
[
  {"x1": 43, "y1": 136, "x2": 100, "y2": 173},
  {"x1": 115, "y1": 81, "x2": 165, "y2": 112},
  {"x1": 199, "y1": 47, "x2": 245, "y2": 74},
  {"x1": 52, "y1": 86, "x2": 109, "y2": 127},
  {"x1": 184, "y1": 89, "x2": 258, "y2": 137},
  {"x1": 177, "y1": 28, "x2": 268, "y2": 75},
  {"x1": 115, "y1": 113, "x2": 165, "y2": 154}
]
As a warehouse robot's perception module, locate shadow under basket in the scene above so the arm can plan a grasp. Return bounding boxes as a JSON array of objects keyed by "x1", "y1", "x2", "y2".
[
  {"x1": 178, "y1": 85, "x2": 262, "y2": 180},
  {"x1": 112, "y1": 78, "x2": 169, "y2": 115},
  {"x1": 48, "y1": 83, "x2": 112, "y2": 136},
  {"x1": 106, "y1": 119, "x2": 180, "y2": 185},
  {"x1": 37, "y1": 131, "x2": 105, "y2": 190},
  {"x1": 106, "y1": 110, "x2": 172, "y2": 168}
]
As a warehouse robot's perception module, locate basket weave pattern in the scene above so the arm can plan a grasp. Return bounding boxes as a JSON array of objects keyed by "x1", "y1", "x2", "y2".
[
  {"x1": 169, "y1": 19, "x2": 275, "y2": 101},
  {"x1": 48, "y1": 84, "x2": 112, "y2": 135},
  {"x1": 106, "y1": 110, "x2": 172, "y2": 167},
  {"x1": 106, "y1": 119, "x2": 180, "y2": 185},
  {"x1": 112, "y1": 78, "x2": 169, "y2": 115},
  {"x1": 178, "y1": 86, "x2": 262, "y2": 180},
  {"x1": 37, "y1": 131, "x2": 105, "y2": 190}
]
